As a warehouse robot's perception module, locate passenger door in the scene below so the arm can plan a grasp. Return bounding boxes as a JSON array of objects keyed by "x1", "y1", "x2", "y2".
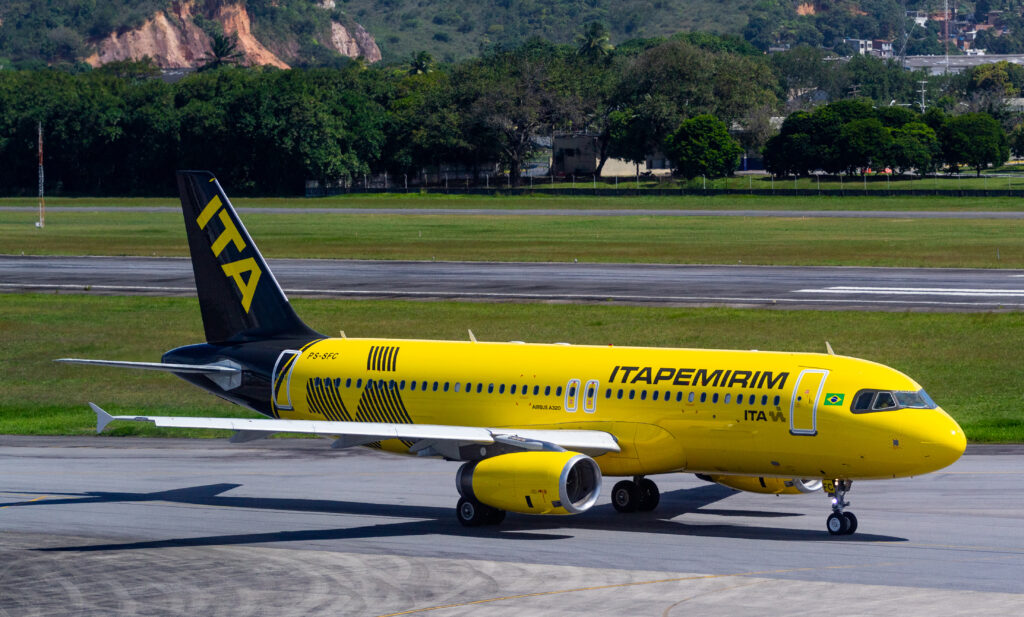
[{"x1": 790, "y1": 369, "x2": 828, "y2": 436}]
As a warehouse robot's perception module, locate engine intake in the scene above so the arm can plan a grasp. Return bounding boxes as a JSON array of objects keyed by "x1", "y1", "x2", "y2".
[
  {"x1": 457, "y1": 451, "x2": 602, "y2": 515},
  {"x1": 698, "y1": 474, "x2": 822, "y2": 495}
]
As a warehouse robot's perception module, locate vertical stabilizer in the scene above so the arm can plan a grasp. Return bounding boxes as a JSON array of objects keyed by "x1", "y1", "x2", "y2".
[{"x1": 176, "y1": 171, "x2": 320, "y2": 343}]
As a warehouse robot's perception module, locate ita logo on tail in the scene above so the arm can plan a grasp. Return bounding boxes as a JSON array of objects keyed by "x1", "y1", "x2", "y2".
[{"x1": 195, "y1": 192, "x2": 262, "y2": 313}]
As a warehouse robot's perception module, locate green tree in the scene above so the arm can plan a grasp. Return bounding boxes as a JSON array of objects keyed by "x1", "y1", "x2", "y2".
[
  {"x1": 839, "y1": 117, "x2": 892, "y2": 174},
  {"x1": 575, "y1": 22, "x2": 613, "y2": 63},
  {"x1": 408, "y1": 51, "x2": 434, "y2": 75},
  {"x1": 663, "y1": 114, "x2": 742, "y2": 179},
  {"x1": 199, "y1": 32, "x2": 244, "y2": 72},
  {"x1": 888, "y1": 122, "x2": 939, "y2": 176},
  {"x1": 940, "y1": 112, "x2": 1009, "y2": 176}
]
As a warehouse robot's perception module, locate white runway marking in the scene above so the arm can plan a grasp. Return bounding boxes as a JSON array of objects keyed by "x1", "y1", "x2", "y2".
[
  {"x1": 796, "y1": 286, "x2": 1024, "y2": 297},
  {"x1": 6, "y1": 283, "x2": 1024, "y2": 308}
]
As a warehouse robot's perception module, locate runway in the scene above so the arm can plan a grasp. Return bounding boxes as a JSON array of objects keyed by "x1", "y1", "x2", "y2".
[
  {"x1": 1, "y1": 436, "x2": 1021, "y2": 616},
  {"x1": 2, "y1": 255, "x2": 1023, "y2": 311},
  {"x1": 3, "y1": 205, "x2": 1024, "y2": 218}
]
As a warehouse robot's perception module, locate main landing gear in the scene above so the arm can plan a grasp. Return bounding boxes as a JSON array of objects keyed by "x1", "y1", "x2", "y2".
[
  {"x1": 825, "y1": 479, "x2": 858, "y2": 536},
  {"x1": 455, "y1": 496, "x2": 506, "y2": 527},
  {"x1": 611, "y1": 476, "x2": 661, "y2": 513}
]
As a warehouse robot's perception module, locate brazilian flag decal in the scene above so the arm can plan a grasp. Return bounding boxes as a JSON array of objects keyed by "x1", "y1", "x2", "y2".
[{"x1": 824, "y1": 393, "x2": 845, "y2": 406}]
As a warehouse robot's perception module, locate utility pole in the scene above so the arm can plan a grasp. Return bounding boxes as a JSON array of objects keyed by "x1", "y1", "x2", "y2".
[
  {"x1": 918, "y1": 80, "x2": 928, "y2": 113},
  {"x1": 36, "y1": 121, "x2": 44, "y2": 229},
  {"x1": 944, "y1": 0, "x2": 950, "y2": 74}
]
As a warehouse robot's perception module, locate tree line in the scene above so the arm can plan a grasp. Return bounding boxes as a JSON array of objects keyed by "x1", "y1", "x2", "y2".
[
  {"x1": 0, "y1": 30, "x2": 1021, "y2": 196},
  {"x1": 764, "y1": 99, "x2": 1010, "y2": 178}
]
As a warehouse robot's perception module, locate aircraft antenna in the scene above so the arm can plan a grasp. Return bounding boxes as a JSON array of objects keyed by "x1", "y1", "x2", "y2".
[
  {"x1": 825, "y1": 341, "x2": 835, "y2": 355},
  {"x1": 468, "y1": 329, "x2": 477, "y2": 343}
]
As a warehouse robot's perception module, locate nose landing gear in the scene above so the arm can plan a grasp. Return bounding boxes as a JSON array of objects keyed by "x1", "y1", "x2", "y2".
[{"x1": 825, "y1": 479, "x2": 857, "y2": 535}]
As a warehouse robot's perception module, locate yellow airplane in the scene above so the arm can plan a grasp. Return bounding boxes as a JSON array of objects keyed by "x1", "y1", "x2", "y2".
[{"x1": 60, "y1": 171, "x2": 966, "y2": 536}]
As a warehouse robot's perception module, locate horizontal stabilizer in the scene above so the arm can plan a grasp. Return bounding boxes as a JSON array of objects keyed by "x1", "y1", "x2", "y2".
[
  {"x1": 87, "y1": 405, "x2": 621, "y2": 456},
  {"x1": 57, "y1": 358, "x2": 239, "y2": 374}
]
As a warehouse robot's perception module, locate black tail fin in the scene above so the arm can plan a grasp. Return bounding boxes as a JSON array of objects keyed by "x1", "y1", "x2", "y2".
[{"x1": 176, "y1": 171, "x2": 320, "y2": 344}]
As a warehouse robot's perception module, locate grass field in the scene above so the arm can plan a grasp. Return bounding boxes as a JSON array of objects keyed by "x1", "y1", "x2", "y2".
[
  {"x1": 5, "y1": 190, "x2": 1024, "y2": 211},
  {"x1": 2, "y1": 209, "x2": 1024, "y2": 268},
  {"x1": 1, "y1": 294, "x2": 1021, "y2": 442}
]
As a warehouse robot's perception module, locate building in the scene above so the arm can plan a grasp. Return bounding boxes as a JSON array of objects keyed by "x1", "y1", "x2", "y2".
[{"x1": 552, "y1": 134, "x2": 665, "y2": 177}]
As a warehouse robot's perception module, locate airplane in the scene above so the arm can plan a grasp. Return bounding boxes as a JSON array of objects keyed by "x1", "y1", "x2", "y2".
[{"x1": 59, "y1": 170, "x2": 967, "y2": 536}]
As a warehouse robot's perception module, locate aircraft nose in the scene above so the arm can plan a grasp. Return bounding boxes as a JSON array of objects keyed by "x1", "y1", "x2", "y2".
[{"x1": 922, "y1": 410, "x2": 966, "y2": 471}]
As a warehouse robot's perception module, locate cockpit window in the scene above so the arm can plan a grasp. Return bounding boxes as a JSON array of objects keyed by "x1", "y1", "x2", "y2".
[
  {"x1": 851, "y1": 389, "x2": 937, "y2": 413},
  {"x1": 872, "y1": 392, "x2": 897, "y2": 410}
]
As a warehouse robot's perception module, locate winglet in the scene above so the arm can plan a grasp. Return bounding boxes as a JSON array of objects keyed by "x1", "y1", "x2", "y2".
[{"x1": 89, "y1": 402, "x2": 115, "y2": 434}]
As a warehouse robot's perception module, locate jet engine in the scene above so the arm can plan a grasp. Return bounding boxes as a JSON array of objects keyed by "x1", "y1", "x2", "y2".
[
  {"x1": 698, "y1": 474, "x2": 822, "y2": 495},
  {"x1": 457, "y1": 451, "x2": 602, "y2": 515}
]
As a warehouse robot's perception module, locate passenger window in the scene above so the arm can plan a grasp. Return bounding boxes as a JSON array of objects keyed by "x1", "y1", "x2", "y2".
[
  {"x1": 410, "y1": 381, "x2": 416, "y2": 391},
  {"x1": 345, "y1": 378, "x2": 351, "y2": 388},
  {"x1": 761, "y1": 395, "x2": 767, "y2": 405},
  {"x1": 443, "y1": 382, "x2": 450, "y2": 392},
  {"x1": 652, "y1": 391, "x2": 659, "y2": 401},
  {"x1": 688, "y1": 392, "x2": 694, "y2": 403},
  {"x1": 712, "y1": 393, "x2": 719, "y2": 403},
  {"x1": 499, "y1": 384, "x2": 506, "y2": 394},
  {"x1": 724, "y1": 394, "x2": 731, "y2": 404},
  {"x1": 465, "y1": 382, "x2": 472, "y2": 393},
  {"x1": 389, "y1": 380, "x2": 396, "y2": 390},
  {"x1": 700, "y1": 392, "x2": 707, "y2": 403},
  {"x1": 640, "y1": 390, "x2": 647, "y2": 400},
  {"x1": 356, "y1": 379, "x2": 363, "y2": 388},
  {"x1": 422, "y1": 381, "x2": 427, "y2": 391},
  {"x1": 629, "y1": 390, "x2": 635, "y2": 400},
  {"x1": 335, "y1": 378, "x2": 341, "y2": 387},
  {"x1": 617, "y1": 389, "x2": 623, "y2": 399},
  {"x1": 773, "y1": 395, "x2": 780, "y2": 406},
  {"x1": 454, "y1": 383, "x2": 461, "y2": 392},
  {"x1": 400, "y1": 380, "x2": 406, "y2": 390},
  {"x1": 736, "y1": 394, "x2": 742, "y2": 404},
  {"x1": 666, "y1": 390, "x2": 671, "y2": 401},
  {"x1": 556, "y1": 386, "x2": 563, "y2": 396},
  {"x1": 605, "y1": 388, "x2": 611, "y2": 398},
  {"x1": 587, "y1": 386, "x2": 595, "y2": 398},
  {"x1": 432, "y1": 381, "x2": 438, "y2": 392},
  {"x1": 544, "y1": 385, "x2": 551, "y2": 396},
  {"x1": 511, "y1": 385, "x2": 517, "y2": 394},
  {"x1": 533, "y1": 385, "x2": 539, "y2": 395},
  {"x1": 488, "y1": 383, "x2": 494, "y2": 393}
]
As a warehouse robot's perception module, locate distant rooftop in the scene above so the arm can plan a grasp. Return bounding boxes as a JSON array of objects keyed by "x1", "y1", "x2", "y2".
[{"x1": 904, "y1": 54, "x2": 1024, "y2": 74}]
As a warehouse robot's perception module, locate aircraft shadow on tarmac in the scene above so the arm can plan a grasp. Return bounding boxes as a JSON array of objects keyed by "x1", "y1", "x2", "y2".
[{"x1": 4, "y1": 483, "x2": 906, "y2": 552}]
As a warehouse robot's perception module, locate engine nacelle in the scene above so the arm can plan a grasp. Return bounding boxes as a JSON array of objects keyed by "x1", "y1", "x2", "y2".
[
  {"x1": 457, "y1": 451, "x2": 602, "y2": 515},
  {"x1": 699, "y1": 474, "x2": 822, "y2": 495}
]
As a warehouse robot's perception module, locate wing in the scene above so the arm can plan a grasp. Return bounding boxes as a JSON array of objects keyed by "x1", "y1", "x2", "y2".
[{"x1": 88, "y1": 404, "x2": 620, "y2": 458}]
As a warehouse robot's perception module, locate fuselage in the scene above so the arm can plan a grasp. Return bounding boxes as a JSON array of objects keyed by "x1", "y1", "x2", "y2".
[{"x1": 247, "y1": 337, "x2": 965, "y2": 481}]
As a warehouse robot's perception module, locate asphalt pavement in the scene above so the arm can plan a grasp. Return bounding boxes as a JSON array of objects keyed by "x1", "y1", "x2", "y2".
[
  {"x1": 1, "y1": 436, "x2": 1021, "y2": 616},
  {"x1": 2, "y1": 255, "x2": 1023, "y2": 311}
]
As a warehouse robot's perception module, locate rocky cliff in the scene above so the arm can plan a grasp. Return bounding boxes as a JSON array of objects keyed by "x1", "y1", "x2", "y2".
[{"x1": 85, "y1": 1, "x2": 379, "y2": 69}]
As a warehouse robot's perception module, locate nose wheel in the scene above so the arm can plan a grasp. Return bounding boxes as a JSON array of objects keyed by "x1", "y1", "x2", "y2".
[
  {"x1": 825, "y1": 479, "x2": 857, "y2": 535},
  {"x1": 611, "y1": 476, "x2": 660, "y2": 513}
]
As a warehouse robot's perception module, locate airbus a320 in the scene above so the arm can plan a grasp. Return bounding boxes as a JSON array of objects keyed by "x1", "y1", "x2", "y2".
[{"x1": 60, "y1": 171, "x2": 966, "y2": 536}]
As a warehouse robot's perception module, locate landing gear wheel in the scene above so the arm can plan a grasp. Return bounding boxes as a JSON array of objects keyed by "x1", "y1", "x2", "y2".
[
  {"x1": 842, "y1": 511, "x2": 858, "y2": 535},
  {"x1": 484, "y1": 507, "x2": 506, "y2": 525},
  {"x1": 611, "y1": 480, "x2": 639, "y2": 513},
  {"x1": 456, "y1": 497, "x2": 487, "y2": 527},
  {"x1": 826, "y1": 512, "x2": 849, "y2": 535},
  {"x1": 637, "y1": 478, "x2": 661, "y2": 512}
]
